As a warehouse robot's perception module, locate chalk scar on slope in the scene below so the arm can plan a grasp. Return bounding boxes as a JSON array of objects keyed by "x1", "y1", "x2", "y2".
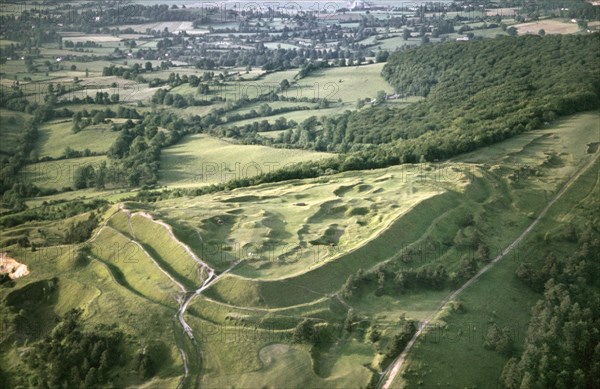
[{"x1": 0, "y1": 252, "x2": 30, "y2": 279}]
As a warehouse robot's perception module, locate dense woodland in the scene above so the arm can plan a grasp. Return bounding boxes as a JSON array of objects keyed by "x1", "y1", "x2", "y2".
[
  {"x1": 268, "y1": 34, "x2": 599, "y2": 159},
  {"x1": 501, "y1": 209, "x2": 600, "y2": 389},
  {"x1": 22, "y1": 309, "x2": 125, "y2": 388}
]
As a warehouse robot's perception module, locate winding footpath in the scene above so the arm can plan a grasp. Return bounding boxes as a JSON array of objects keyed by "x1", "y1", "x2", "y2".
[{"x1": 378, "y1": 151, "x2": 599, "y2": 389}]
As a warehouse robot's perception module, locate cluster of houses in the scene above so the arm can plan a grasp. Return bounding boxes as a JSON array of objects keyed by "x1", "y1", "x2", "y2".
[{"x1": 369, "y1": 93, "x2": 402, "y2": 105}]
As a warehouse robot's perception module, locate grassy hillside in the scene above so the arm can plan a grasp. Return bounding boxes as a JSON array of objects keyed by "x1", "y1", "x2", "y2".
[
  {"x1": 0, "y1": 233, "x2": 184, "y2": 388},
  {"x1": 1, "y1": 5, "x2": 598, "y2": 387},
  {"x1": 391, "y1": 111, "x2": 600, "y2": 388},
  {"x1": 399, "y1": 158, "x2": 600, "y2": 389},
  {"x1": 1, "y1": 107, "x2": 597, "y2": 388},
  {"x1": 170, "y1": 111, "x2": 598, "y2": 387},
  {"x1": 222, "y1": 107, "x2": 340, "y2": 129},
  {"x1": 90, "y1": 226, "x2": 182, "y2": 308},
  {"x1": 154, "y1": 163, "x2": 469, "y2": 277}
]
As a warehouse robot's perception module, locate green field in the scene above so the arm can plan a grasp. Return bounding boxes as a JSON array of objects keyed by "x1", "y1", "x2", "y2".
[
  {"x1": 3, "y1": 103, "x2": 598, "y2": 389},
  {"x1": 372, "y1": 36, "x2": 425, "y2": 51},
  {"x1": 399, "y1": 162, "x2": 600, "y2": 389},
  {"x1": 222, "y1": 101, "x2": 315, "y2": 122},
  {"x1": 0, "y1": 234, "x2": 185, "y2": 388},
  {"x1": 258, "y1": 69, "x2": 301, "y2": 86},
  {"x1": 281, "y1": 63, "x2": 394, "y2": 106},
  {"x1": 158, "y1": 134, "x2": 334, "y2": 187},
  {"x1": 22, "y1": 156, "x2": 107, "y2": 190},
  {"x1": 176, "y1": 103, "x2": 226, "y2": 118},
  {"x1": 36, "y1": 120, "x2": 119, "y2": 158},
  {"x1": 90, "y1": 225, "x2": 183, "y2": 308},
  {"x1": 223, "y1": 106, "x2": 342, "y2": 128}
]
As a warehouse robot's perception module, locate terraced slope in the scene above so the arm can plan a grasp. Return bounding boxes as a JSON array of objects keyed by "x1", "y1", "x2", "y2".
[{"x1": 4, "y1": 112, "x2": 596, "y2": 389}]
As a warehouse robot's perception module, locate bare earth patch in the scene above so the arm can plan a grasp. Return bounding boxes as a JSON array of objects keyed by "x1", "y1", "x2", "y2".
[
  {"x1": 515, "y1": 20, "x2": 580, "y2": 35},
  {"x1": 0, "y1": 252, "x2": 30, "y2": 279},
  {"x1": 486, "y1": 8, "x2": 518, "y2": 17}
]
